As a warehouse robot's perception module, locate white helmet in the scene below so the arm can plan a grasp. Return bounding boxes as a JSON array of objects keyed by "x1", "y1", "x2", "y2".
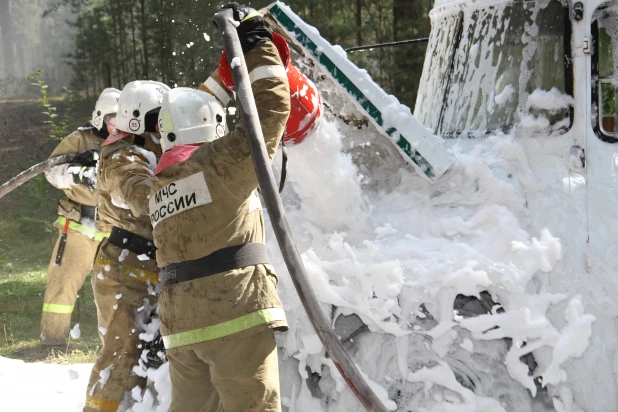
[
  {"x1": 159, "y1": 87, "x2": 227, "y2": 152},
  {"x1": 92, "y1": 88, "x2": 120, "y2": 130},
  {"x1": 116, "y1": 80, "x2": 171, "y2": 135}
]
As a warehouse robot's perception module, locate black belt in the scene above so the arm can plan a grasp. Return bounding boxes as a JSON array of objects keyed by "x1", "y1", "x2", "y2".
[
  {"x1": 81, "y1": 205, "x2": 97, "y2": 220},
  {"x1": 108, "y1": 226, "x2": 157, "y2": 260},
  {"x1": 160, "y1": 243, "x2": 270, "y2": 287}
]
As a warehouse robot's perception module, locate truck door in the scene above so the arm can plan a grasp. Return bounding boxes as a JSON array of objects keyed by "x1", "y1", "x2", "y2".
[{"x1": 588, "y1": 3, "x2": 618, "y2": 285}]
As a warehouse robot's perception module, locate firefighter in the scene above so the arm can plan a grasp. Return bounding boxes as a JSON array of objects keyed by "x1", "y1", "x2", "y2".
[
  {"x1": 150, "y1": 4, "x2": 290, "y2": 411},
  {"x1": 40, "y1": 88, "x2": 118, "y2": 347},
  {"x1": 84, "y1": 80, "x2": 170, "y2": 412}
]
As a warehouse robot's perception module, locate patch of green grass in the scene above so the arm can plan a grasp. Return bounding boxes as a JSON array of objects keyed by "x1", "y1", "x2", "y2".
[
  {"x1": 0, "y1": 176, "x2": 100, "y2": 363},
  {"x1": 47, "y1": 345, "x2": 99, "y2": 365}
]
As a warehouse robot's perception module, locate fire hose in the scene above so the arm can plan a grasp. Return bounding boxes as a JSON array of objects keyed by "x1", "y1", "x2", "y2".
[
  {"x1": 213, "y1": 9, "x2": 389, "y2": 412},
  {"x1": 0, "y1": 154, "x2": 75, "y2": 200}
]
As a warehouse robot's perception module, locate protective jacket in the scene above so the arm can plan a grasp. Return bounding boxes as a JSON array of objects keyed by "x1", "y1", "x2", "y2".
[
  {"x1": 151, "y1": 40, "x2": 290, "y2": 354},
  {"x1": 97, "y1": 134, "x2": 160, "y2": 240},
  {"x1": 45, "y1": 124, "x2": 111, "y2": 236},
  {"x1": 41, "y1": 125, "x2": 110, "y2": 346}
]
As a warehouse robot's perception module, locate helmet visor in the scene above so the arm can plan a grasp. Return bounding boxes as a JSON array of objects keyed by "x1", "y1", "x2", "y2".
[
  {"x1": 104, "y1": 114, "x2": 117, "y2": 129},
  {"x1": 104, "y1": 114, "x2": 125, "y2": 137}
]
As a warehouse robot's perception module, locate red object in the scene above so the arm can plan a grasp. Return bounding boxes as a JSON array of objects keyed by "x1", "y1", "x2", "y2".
[
  {"x1": 62, "y1": 218, "x2": 70, "y2": 233},
  {"x1": 219, "y1": 32, "x2": 322, "y2": 145},
  {"x1": 154, "y1": 144, "x2": 201, "y2": 175},
  {"x1": 103, "y1": 130, "x2": 131, "y2": 146}
]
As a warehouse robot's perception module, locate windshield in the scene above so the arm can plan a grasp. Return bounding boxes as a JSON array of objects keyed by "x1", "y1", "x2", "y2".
[{"x1": 415, "y1": 0, "x2": 571, "y2": 137}]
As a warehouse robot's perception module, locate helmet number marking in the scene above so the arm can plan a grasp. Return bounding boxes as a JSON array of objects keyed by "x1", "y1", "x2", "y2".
[
  {"x1": 129, "y1": 118, "x2": 141, "y2": 132},
  {"x1": 216, "y1": 124, "x2": 225, "y2": 137}
]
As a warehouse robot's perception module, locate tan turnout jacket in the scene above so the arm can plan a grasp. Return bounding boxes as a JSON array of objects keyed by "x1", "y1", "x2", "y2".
[
  {"x1": 95, "y1": 133, "x2": 161, "y2": 272},
  {"x1": 48, "y1": 126, "x2": 103, "y2": 207},
  {"x1": 151, "y1": 40, "x2": 291, "y2": 353},
  {"x1": 97, "y1": 134, "x2": 161, "y2": 241}
]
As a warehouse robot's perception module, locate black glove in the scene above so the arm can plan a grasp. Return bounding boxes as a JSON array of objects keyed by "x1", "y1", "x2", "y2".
[
  {"x1": 143, "y1": 328, "x2": 167, "y2": 369},
  {"x1": 72, "y1": 149, "x2": 100, "y2": 167},
  {"x1": 70, "y1": 165, "x2": 97, "y2": 190},
  {"x1": 217, "y1": 3, "x2": 273, "y2": 55}
]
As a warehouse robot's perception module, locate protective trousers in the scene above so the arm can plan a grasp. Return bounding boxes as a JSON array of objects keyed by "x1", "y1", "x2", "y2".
[
  {"x1": 84, "y1": 255, "x2": 158, "y2": 412},
  {"x1": 41, "y1": 227, "x2": 101, "y2": 346},
  {"x1": 168, "y1": 328, "x2": 281, "y2": 412}
]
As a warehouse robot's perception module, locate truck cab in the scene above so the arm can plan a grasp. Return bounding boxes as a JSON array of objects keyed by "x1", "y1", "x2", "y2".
[{"x1": 415, "y1": 0, "x2": 618, "y2": 409}]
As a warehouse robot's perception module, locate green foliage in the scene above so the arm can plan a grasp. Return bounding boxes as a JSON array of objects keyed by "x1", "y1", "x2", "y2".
[
  {"x1": 0, "y1": 178, "x2": 99, "y2": 363},
  {"x1": 53, "y1": 0, "x2": 430, "y2": 110},
  {"x1": 27, "y1": 71, "x2": 77, "y2": 141},
  {"x1": 602, "y1": 83, "x2": 616, "y2": 117}
]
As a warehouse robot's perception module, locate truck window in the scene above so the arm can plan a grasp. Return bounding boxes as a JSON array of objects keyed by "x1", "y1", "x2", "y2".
[
  {"x1": 592, "y1": 4, "x2": 618, "y2": 142},
  {"x1": 415, "y1": 0, "x2": 572, "y2": 137}
]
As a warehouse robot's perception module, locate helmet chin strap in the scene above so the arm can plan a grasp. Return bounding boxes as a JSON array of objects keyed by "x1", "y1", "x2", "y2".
[{"x1": 149, "y1": 133, "x2": 161, "y2": 145}]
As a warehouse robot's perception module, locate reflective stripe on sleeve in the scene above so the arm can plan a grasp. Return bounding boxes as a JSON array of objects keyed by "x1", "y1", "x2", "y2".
[
  {"x1": 55, "y1": 217, "x2": 110, "y2": 241},
  {"x1": 204, "y1": 77, "x2": 231, "y2": 106},
  {"x1": 249, "y1": 65, "x2": 287, "y2": 84},
  {"x1": 42, "y1": 303, "x2": 74, "y2": 314},
  {"x1": 85, "y1": 395, "x2": 121, "y2": 412},
  {"x1": 162, "y1": 307, "x2": 286, "y2": 350}
]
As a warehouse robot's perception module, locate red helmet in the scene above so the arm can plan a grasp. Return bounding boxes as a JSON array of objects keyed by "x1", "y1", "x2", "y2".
[{"x1": 219, "y1": 32, "x2": 322, "y2": 145}]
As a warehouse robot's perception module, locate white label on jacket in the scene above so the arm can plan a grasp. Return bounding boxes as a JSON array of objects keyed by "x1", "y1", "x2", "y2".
[{"x1": 150, "y1": 172, "x2": 212, "y2": 227}]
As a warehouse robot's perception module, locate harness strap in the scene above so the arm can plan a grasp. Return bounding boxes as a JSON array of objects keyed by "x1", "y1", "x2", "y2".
[
  {"x1": 108, "y1": 226, "x2": 157, "y2": 260},
  {"x1": 80, "y1": 205, "x2": 97, "y2": 220},
  {"x1": 160, "y1": 243, "x2": 270, "y2": 287}
]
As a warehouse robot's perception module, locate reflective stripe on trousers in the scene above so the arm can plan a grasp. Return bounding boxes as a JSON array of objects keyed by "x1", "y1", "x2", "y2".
[
  {"x1": 85, "y1": 395, "x2": 120, "y2": 412},
  {"x1": 54, "y1": 216, "x2": 110, "y2": 241},
  {"x1": 162, "y1": 307, "x2": 286, "y2": 350},
  {"x1": 42, "y1": 303, "x2": 74, "y2": 314}
]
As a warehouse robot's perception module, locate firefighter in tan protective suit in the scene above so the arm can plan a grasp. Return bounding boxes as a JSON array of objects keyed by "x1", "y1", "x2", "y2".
[
  {"x1": 150, "y1": 4, "x2": 290, "y2": 411},
  {"x1": 41, "y1": 89, "x2": 119, "y2": 347},
  {"x1": 84, "y1": 80, "x2": 170, "y2": 412}
]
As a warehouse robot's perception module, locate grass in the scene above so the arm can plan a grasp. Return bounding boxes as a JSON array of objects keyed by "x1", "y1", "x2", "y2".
[{"x1": 0, "y1": 175, "x2": 101, "y2": 364}]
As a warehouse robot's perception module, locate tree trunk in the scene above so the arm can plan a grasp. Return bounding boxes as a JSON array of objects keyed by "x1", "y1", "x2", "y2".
[
  {"x1": 159, "y1": 0, "x2": 167, "y2": 83},
  {"x1": 0, "y1": 0, "x2": 15, "y2": 77},
  {"x1": 116, "y1": 0, "x2": 128, "y2": 84},
  {"x1": 15, "y1": 35, "x2": 26, "y2": 76},
  {"x1": 139, "y1": 0, "x2": 149, "y2": 78},
  {"x1": 109, "y1": 0, "x2": 120, "y2": 86},
  {"x1": 103, "y1": 62, "x2": 112, "y2": 88},
  {"x1": 356, "y1": 0, "x2": 362, "y2": 45},
  {"x1": 129, "y1": 0, "x2": 139, "y2": 79}
]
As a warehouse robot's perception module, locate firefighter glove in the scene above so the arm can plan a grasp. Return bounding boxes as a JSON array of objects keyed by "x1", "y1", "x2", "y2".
[
  {"x1": 72, "y1": 149, "x2": 100, "y2": 167},
  {"x1": 70, "y1": 164, "x2": 97, "y2": 190},
  {"x1": 217, "y1": 3, "x2": 273, "y2": 55}
]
